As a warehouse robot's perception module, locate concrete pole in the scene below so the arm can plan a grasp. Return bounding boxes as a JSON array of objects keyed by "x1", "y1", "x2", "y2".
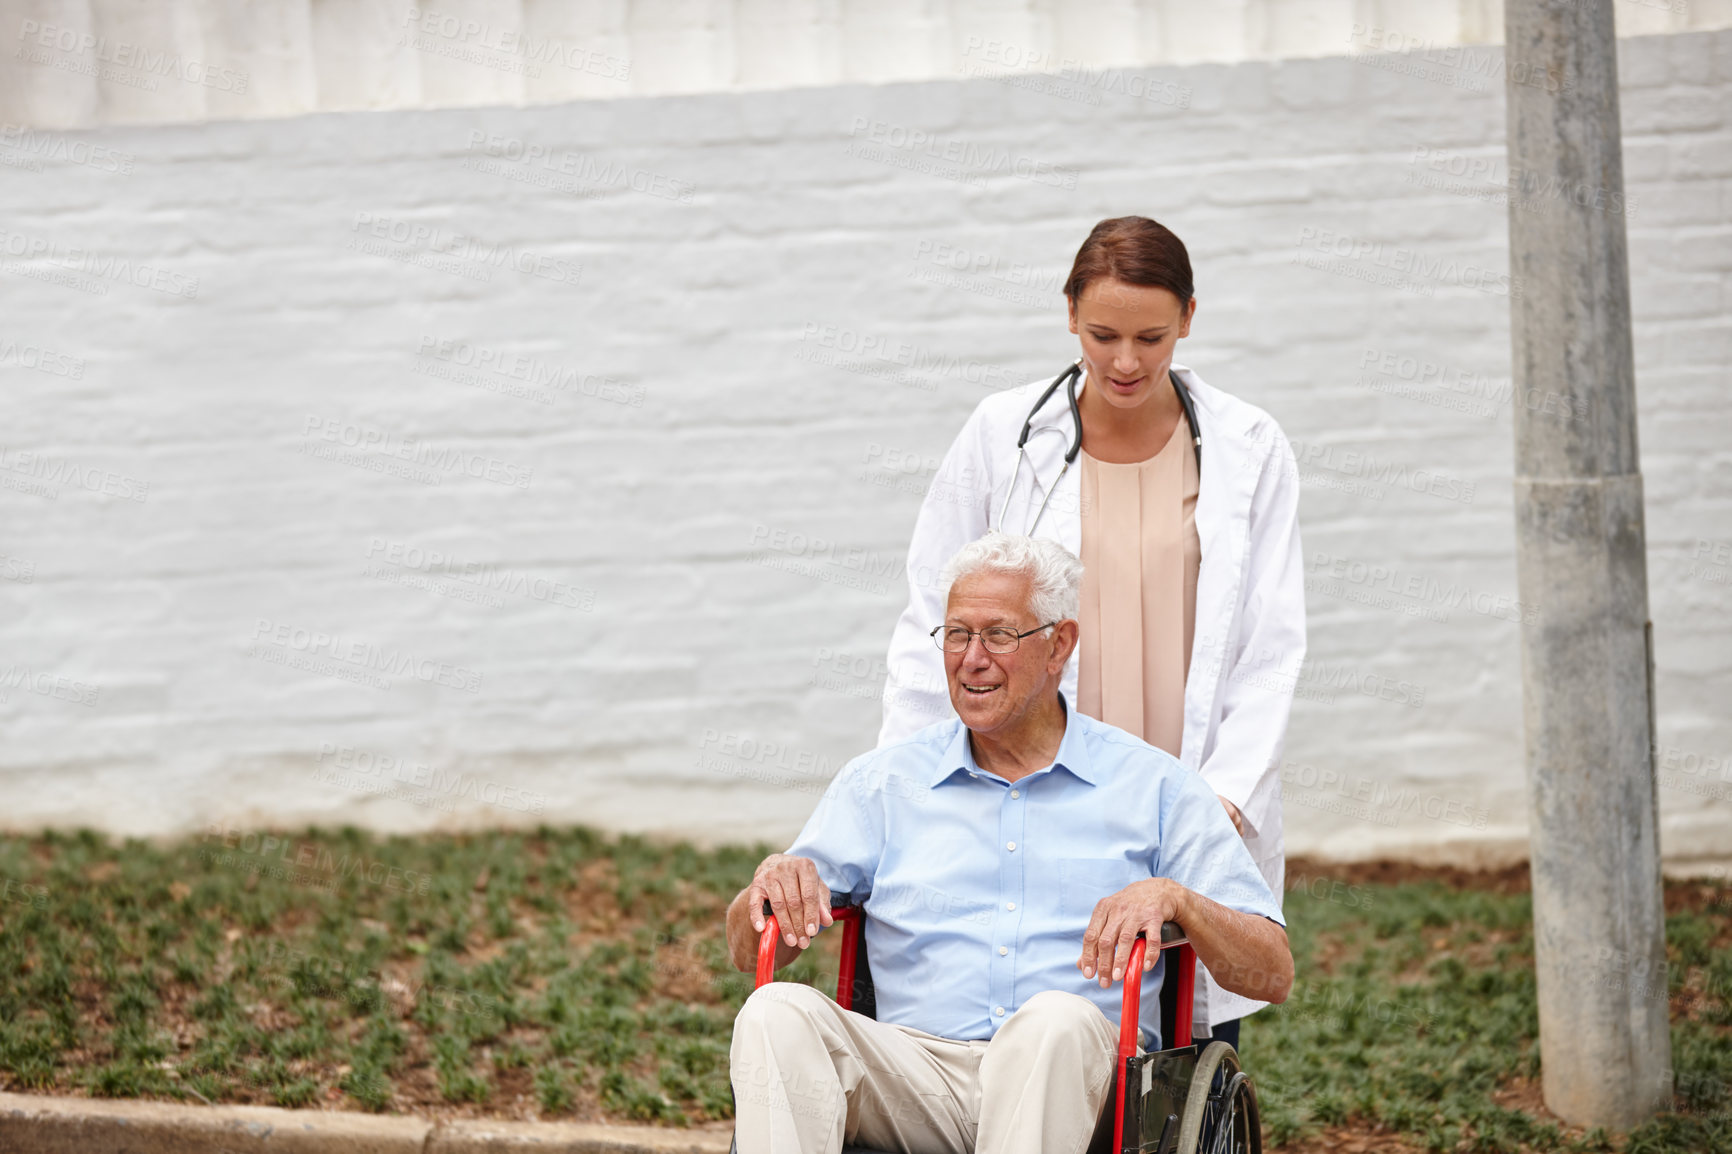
[{"x1": 1503, "y1": 0, "x2": 1671, "y2": 1131}]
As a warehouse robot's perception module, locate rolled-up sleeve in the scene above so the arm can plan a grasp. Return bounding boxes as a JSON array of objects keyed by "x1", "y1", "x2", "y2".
[{"x1": 1152, "y1": 767, "x2": 1285, "y2": 925}]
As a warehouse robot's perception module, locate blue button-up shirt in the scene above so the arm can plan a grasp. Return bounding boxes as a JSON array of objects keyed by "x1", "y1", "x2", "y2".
[{"x1": 786, "y1": 699, "x2": 1284, "y2": 1049}]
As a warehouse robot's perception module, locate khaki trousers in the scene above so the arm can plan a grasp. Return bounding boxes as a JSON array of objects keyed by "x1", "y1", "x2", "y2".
[{"x1": 730, "y1": 983, "x2": 1119, "y2": 1154}]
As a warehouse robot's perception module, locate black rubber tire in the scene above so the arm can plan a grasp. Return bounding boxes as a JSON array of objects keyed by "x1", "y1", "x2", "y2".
[{"x1": 1173, "y1": 1040, "x2": 1260, "y2": 1154}]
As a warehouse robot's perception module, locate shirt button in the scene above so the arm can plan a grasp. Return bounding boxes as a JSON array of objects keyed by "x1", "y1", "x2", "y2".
[
  {"x1": 994, "y1": 1006, "x2": 1005, "y2": 1017},
  {"x1": 1010, "y1": 790, "x2": 1020, "y2": 799},
  {"x1": 1006, "y1": 902, "x2": 1016, "y2": 911},
  {"x1": 1006, "y1": 841, "x2": 1016, "y2": 851},
  {"x1": 998, "y1": 946, "x2": 1008, "y2": 956}
]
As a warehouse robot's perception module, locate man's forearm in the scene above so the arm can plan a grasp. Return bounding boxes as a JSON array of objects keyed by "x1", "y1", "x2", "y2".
[
  {"x1": 1174, "y1": 888, "x2": 1293, "y2": 1004},
  {"x1": 726, "y1": 888, "x2": 756, "y2": 972}
]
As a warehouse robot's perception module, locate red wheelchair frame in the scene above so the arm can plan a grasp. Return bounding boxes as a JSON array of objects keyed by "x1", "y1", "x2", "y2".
[{"x1": 751, "y1": 905, "x2": 1258, "y2": 1154}]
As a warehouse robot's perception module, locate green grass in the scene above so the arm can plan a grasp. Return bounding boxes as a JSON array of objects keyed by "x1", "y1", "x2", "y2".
[
  {"x1": 1247, "y1": 873, "x2": 1732, "y2": 1152},
  {"x1": 0, "y1": 826, "x2": 808, "y2": 1121},
  {"x1": 0, "y1": 828, "x2": 1726, "y2": 1151}
]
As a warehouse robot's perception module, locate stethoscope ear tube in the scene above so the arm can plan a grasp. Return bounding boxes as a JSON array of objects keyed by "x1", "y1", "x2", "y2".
[
  {"x1": 1171, "y1": 368, "x2": 1202, "y2": 469},
  {"x1": 999, "y1": 360, "x2": 1202, "y2": 535},
  {"x1": 1014, "y1": 359, "x2": 1083, "y2": 451},
  {"x1": 1001, "y1": 359, "x2": 1083, "y2": 533},
  {"x1": 1060, "y1": 363, "x2": 1083, "y2": 465}
]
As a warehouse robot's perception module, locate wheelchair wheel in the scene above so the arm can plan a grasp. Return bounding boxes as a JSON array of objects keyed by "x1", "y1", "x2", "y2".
[{"x1": 1174, "y1": 1040, "x2": 1261, "y2": 1154}]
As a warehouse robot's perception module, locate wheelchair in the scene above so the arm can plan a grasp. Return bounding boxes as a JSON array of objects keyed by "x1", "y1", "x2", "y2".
[{"x1": 729, "y1": 903, "x2": 1261, "y2": 1154}]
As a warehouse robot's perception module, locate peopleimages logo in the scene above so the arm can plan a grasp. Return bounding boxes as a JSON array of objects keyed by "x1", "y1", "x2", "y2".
[
  {"x1": 845, "y1": 118, "x2": 1079, "y2": 190},
  {"x1": 0, "y1": 122, "x2": 133, "y2": 174},
  {"x1": 1407, "y1": 146, "x2": 1634, "y2": 220},
  {"x1": 1284, "y1": 438, "x2": 1477, "y2": 505},
  {"x1": 414, "y1": 336, "x2": 643, "y2": 407},
  {"x1": 249, "y1": 618, "x2": 484, "y2": 693},
  {"x1": 749, "y1": 523, "x2": 905, "y2": 582},
  {"x1": 796, "y1": 322, "x2": 1017, "y2": 390},
  {"x1": 348, "y1": 213, "x2": 582, "y2": 286},
  {"x1": 0, "y1": 662, "x2": 100, "y2": 707},
  {"x1": 1280, "y1": 762, "x2": 1489, "y2": 830},
  {"x1": 1306, "y1": 551, "x2": 1537, "y2": 626},
  {"x1": 0, "y1": 445, "x2": 149, "y2": 502},
  {"x1": 200, "y1": 826, "x2": 433, "y2": 894},
  {"x1": 399, "y1": 7, "x2": 630, "y2": 81},
  {"x1": 1347, "y1": 23, "x2": 1571, "y2": 94},
  {"x1": 16, "y1": 19, "x2": 250, "y2": 92},
  {"x1": 0, "y1": 225, "x2": 200, "y2": 299},
  {"x1": 957, "y1": 36, "x2": 1192, "y2": 109},
  {"x1": 364, "y1": 536, "x2": 595, "y2": 611},
  {"x1": 0, "y1": 335, "x2": 84, "y2": 379},
  {"x1": 300, "y1": 415, "x2": 534, "y2": 489},
  {"x1": 1294, "y1": 227, "x2": 1519, "y2": 298},
  {"x1": 314, "y1": 742, "x2": 548, "y2": 815},
  {"x1": 464, "y1": 132, "x2": 691, "y2": 203}
]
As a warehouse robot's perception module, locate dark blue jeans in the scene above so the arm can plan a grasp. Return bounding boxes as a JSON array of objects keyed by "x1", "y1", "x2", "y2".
[{"x1": 1157, "y1": 965, "x2": 1241, "y2": 1051}]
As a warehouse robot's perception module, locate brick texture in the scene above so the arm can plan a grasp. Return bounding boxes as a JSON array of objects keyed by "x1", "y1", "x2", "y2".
[{"x1": 0, "y1": 31, "x2": 1726, "y2": 863}]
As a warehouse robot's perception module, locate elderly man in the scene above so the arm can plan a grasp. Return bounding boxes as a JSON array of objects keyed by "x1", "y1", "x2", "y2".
[{"x1": 726, "y1": 533, "x2": 1291, "y2": 1154}]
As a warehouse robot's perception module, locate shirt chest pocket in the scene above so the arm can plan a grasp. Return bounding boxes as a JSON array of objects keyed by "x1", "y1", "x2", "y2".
[{"x1": 1058, "y1": 857, "x2": 1138, "y2": 918}]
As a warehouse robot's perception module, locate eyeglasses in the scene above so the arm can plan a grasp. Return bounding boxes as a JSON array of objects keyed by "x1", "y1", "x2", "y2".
[{"x1": 930, "y1": 623, "x2": 1057, "y2": 654}]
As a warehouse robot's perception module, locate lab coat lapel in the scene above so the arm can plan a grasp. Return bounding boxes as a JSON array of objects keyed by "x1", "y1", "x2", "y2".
[
  {"x1": 1022, "y1": 403, "x2": 1083, "y2": 707},
  {"x1": 1017, "y1": 389, "x2": 1081, "y2": 552},
  {"x1": 1180, "y1": 368, "x2": 1259, "y2": 771}
]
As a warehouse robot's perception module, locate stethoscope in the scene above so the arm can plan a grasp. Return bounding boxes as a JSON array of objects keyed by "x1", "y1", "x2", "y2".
[{"x1": 997, "y1": 359, "x2": 1204, "y2": 535}]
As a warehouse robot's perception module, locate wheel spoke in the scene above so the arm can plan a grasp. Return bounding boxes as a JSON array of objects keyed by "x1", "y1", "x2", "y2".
[{"x1": 1204, "y1": 1072, "x2": 1247, "y2": 1154}]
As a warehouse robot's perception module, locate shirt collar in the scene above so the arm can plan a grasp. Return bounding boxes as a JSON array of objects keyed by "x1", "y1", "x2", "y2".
[{"x1": 929, "y1": 694, "x2": 1098, "y2": 787}]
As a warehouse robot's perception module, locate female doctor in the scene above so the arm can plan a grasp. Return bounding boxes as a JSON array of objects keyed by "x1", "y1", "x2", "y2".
[{"x1": 878, "y1": 216, "x2": 1306, "y2": 1048}]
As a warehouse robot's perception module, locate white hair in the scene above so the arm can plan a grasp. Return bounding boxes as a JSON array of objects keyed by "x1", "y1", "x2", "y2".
[{"x1": 939, "y1": 532, "x2": 1083, "y2": 624}]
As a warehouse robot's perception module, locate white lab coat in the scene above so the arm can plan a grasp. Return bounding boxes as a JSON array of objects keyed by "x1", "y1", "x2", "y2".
[{"x1": 878, "y1": 362, "x2": 1306, "y2": 1032}]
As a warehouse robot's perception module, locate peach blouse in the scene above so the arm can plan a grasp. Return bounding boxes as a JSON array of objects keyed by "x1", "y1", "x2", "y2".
[{"x1": 1075, "y1": 419, "x2": 1201, "y2": 757}]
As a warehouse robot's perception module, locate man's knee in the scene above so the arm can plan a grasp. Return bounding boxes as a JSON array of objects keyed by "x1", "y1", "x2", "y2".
[
  {"x1": 989, "y1": 993, "x2": 1114, "y2": 1077},
  {"x1": 730, "y1": 985, "x2": 848, "y2": 1125},
  {"x1": 1006, "y1": 990, "x2": 1110, "y2": 1037},
  {"x1": 734, "y1": 982, "x2": 834, "y2": 1040}
]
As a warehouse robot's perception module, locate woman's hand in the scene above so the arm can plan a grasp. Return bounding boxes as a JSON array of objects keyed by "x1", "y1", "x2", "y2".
[{"x1": 1218, "y1": 795, "x2": 1245, "y2": 836}]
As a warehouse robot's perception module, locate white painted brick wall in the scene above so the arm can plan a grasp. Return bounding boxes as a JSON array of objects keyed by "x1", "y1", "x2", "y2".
[
  {"x1": 2, "y1": 0, "x2": 1728, "y2": 129},
  {"x1": 0, "y1": 31, "x2": 1726, "y2": 863}
]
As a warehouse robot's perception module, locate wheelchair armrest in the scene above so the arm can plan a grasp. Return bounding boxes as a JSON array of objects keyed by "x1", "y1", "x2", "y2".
[
  {"x1": 755, "y1": 905, "x2": 782, "y2": 988},
  {"x1": 1114, "y1": 924, "x2": 1197, "y2": 1154},
  {"x1": 754, "y1": 903, "x2": 866, "y2": 1004},
  {"x1": 1118, "y1": 923, "x2": 1194, "y2": 1052}
]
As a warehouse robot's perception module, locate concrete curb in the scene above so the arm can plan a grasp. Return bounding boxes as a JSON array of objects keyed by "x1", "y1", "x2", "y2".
[
  {"x1": 427, "y1": 1117, "x2": 731, "y2": 1153},
  {"x1": 0, "y1": 1092, "x2": 734, "y2": 1154}
]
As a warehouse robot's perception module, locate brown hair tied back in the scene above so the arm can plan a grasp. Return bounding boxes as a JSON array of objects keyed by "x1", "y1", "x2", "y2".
[{"x1": 1063, "y1": 217, "x2": 1194, "y2": 307}]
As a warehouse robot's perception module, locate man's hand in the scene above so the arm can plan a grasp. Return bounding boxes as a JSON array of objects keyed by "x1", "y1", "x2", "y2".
[
  {"x1": 1080, "y1": 877, "x2": 1294, "y2": 1004},
  {"x1": 1218, "y1": 795, "x2": 1245, "y2": 836},
  {"x1": 727, "y1": 854, "x2": 833, "y2": 973},
  {"x1": 1078, "y1": 878, "x2": 1189, "y2": 987},
  {"x1": 749, "y1": 853, "x2": 834, "y2": 948}
]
